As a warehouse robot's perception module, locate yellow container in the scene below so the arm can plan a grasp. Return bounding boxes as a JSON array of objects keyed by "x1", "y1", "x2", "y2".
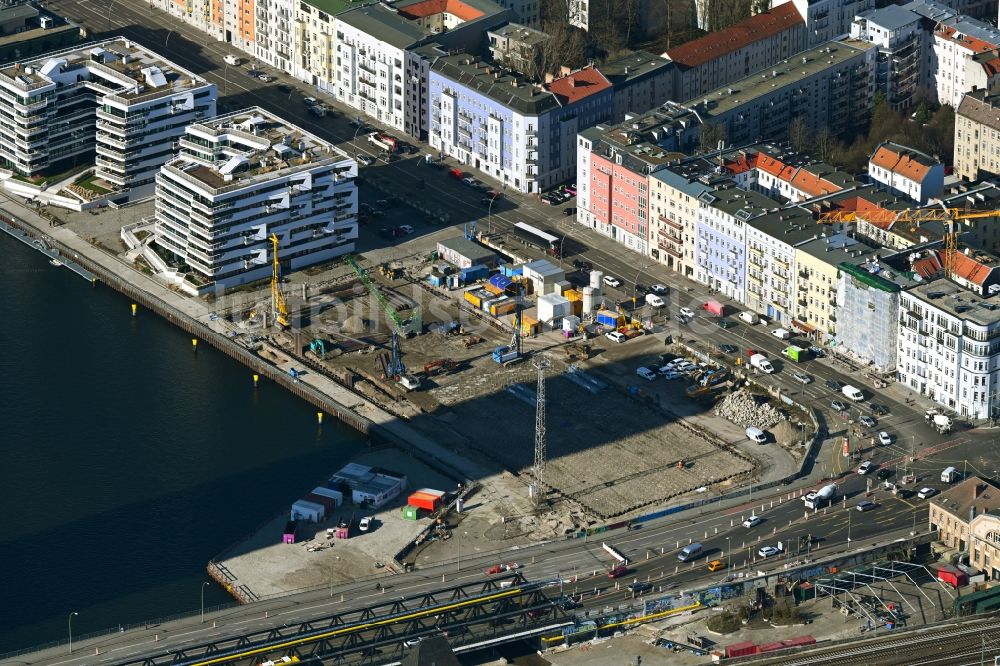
[{"x1": 464, "y1": 290, "x2": 482, "y2": 308}]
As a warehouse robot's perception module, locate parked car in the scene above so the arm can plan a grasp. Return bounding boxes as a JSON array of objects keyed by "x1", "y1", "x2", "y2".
[
  {"x1": 860, "y1": 415, "x2": 877, "y2": 428},
  {"x1": 758, "y1": 546, "x2": 780, "y2": 558},
  {"x1": 808, "y1": 346, "x2": 826, "y2": 357},
  {"x1": 257, "y1": 73, "x2": 273, "y2": 82},
  {"x1": 878, "y1": 431, "x2": 892, "y2": 446},
  {"x1": 718, "y1": 344, "x2": 737, "y2": 354},
  {"x1": 917, "y1": 487, "x2": 937, "y2": 499},
  {"x1": 650, "y1": 284, "x2": 669, "y2": 295},
  {"x1": 870, "y1": 404, "x2": 889, "y2": 416},
  {"x1": 356, "y1": 154, "x2": 373, "y2": 166},
  {"x1": 857, "y1": 460, "x2": 873, "y2": 475},
  {"x1": 856, "y1": 500, "x2": 877, "y2": 512},
  {"x1": 679, "y1": 307, "x2": 695, "y2": 318},
  {"x1": 359, "y1": 516, "x2": 373, "y2": 531},
  {"x1": 303, "y1": 96, "x2": 319, "y2": 106},
  {"x1": 793, "y1": 372, "x2": 812, "y2": 385},
  {"x1": 603, "y1": 275, "x2": 621, "y2": 288},
  {"x1": 628, "y1": 582, "x2": 653, "y2": 594},
  {"x1": 825, "y1": 379, "x2": 844, "y2": 391},
  {"x1": 606, "y1": 331, "x2": 626, "y2": 343},
  {"x1": 223, "y1": 54, "x2": 241, "y2": 65},
  {"x1": 398, "y1": 224, "x2": 414, "y2": 234},
  {"x1": 636, "y1": 367, "x2": 658, "y2": 381},
  {"x1": 564, "y1": 184, "x2": 578, "y2": 196},
  {"x1": 831, "y1": 400, "x2": 847, "y2": 412},
  {"x1": 876, "y1": 468, "x2": 893, "y2": 480},
  {"x1": 743, "y1": 515, "x2": 763, "y2": 528},
  {"x1": 717, "y1": 320, "x2": 734, "y2": 329}
]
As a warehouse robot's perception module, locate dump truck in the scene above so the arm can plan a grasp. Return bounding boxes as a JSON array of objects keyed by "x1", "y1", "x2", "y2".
[
  {"x1": 749, "y1": 353, "x2": 774, "y2": 374},
  {"x1": 803, "y1": 483, "x2": 838, "y2": 509}
]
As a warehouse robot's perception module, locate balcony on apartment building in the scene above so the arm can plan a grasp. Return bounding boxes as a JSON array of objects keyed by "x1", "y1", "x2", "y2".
[
  {"x1": 357, "y1": 60, "x2": 378, "y2": 76},
  {"x1": 658, "y1": 214, "x2": 683, "y2": 231},
  {"x1": 658, "y1": 241, "x2": 682, "y2": 259}
]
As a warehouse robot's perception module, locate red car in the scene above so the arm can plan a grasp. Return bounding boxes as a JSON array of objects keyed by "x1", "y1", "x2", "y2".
[
  {"x1": 608, "y1": 565, "x2": 628, "y2": 579},
  {"x1": 486, "y1": 564, "x2": 504, "y2": 575},
  {"x1": 448, "y1": 167, "x2": 464, "y2": 180}
]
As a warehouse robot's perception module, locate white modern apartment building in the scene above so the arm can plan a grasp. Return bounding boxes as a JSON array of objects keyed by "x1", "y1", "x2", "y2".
[
  {"x1": 253, "y1": 0, "x2": 295, "y2": 73},
  {"x1": 849, "y1": 4, "x2": 922, "y2": 109},
  {"x1": 154, "y1": 107, "x2": 358, "y2": 289},
  {"x1": 898, "y1": 269, "x2": 1000, "y2": 419},
  {"x1": 0, "y1": 38, "x2": 215, "y2": 192}
]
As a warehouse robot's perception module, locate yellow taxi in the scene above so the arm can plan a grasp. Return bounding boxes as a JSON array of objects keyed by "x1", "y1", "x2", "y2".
[{"x1": 707, "y1": 559, "x2": 726, "y2": 572}]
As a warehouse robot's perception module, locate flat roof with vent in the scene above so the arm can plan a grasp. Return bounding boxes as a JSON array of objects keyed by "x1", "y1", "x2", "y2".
[
  {"x1": 909, "y1": 278, "x2": 1000, "y2": 325},
  {"x1": 687, "y1": 38, "x2": 874, "y2": 118},
  {"x1": 163, "y1": 106, "x2": 352, "y2": 191},
  {"x1": 0, "y1": 37, "x2": 206, "y2": 101}
]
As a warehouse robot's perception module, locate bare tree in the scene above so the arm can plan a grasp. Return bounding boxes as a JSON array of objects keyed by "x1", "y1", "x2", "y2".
[
  {"x1": 813, "y1": 126, "x2": 837, "y2": 162},
  {"x1": 788, "y1": 116, "x2": 808, "y2": 152},
  {"x1": 699, "y1": 122, "x2": 727, "y2": 153}
]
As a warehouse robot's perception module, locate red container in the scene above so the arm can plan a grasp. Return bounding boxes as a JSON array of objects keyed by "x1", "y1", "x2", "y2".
[
  {"x1": 703, "y1": 299, "x2": 724, "y2": 317},
  {"x1": 759, "y1": 642, "x2": 786, "y2": 654},
  {"x1": 408, "y1": 491, "x2": 441, "y2": 511},
  {"x1": 725, "y1": 641, "x2": 758, "y2": 658},
  {"x1": 935, "y1": 564, "x2": 968, "y2": 588},
  {"x1": 305, "y1": 493, "x2": 337, "y2": 512},
  {"x1": 782, "y1": 636, "x2": 816, "y2": 648}
]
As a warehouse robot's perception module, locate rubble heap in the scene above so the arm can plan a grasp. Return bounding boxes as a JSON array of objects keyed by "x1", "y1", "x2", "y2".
[{"x1": 714, "y1": 389, "x2": 783, "y2": 428}]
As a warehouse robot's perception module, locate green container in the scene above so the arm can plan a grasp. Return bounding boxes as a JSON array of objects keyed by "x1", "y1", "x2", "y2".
[
  {"x1": 784, "y1": 345, "x2": 807, "y2": 362},
  {"x1": 402, "y1": 505, "x2": 419, "y2": 521}
]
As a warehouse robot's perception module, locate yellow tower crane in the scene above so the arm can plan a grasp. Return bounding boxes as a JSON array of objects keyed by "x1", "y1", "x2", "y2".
[
  {"x1": 270, "y1": 233, "x2": 289, "y2": 328},
  {"x1": 817, "y1": 207, "x2": 1000, "y2": 279}
]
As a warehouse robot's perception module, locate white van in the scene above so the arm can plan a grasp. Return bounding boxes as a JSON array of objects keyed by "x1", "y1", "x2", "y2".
[
  {"x1": 771, "y1": 328, "x2": 791, "y2": 340},
  {"x1": 678, "y1": 543, "x2": 703, "y2": 562},
  {"x1": 746, "y1": 427, "x2": 768, "y2": 444},
  {"x1": 645, "y1": 293, "x2": 665, "y2": 308},
  {"x1": 841, "y1": 385, "x2": 865, "y2": 402},
  {"x1": 941, "y1": 466, "x2": 959, "y2": 483},
  {"x1": 739, "y1": 311, "x2": 759, "y2": 324}
]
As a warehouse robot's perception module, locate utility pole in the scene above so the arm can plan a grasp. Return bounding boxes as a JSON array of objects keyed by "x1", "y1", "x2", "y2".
[{"x1": 531, "y1": 355, "x2": 550, "y2": 506}]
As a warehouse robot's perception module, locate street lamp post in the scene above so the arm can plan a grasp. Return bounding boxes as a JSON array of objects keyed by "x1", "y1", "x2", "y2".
[
  {"x1": 487, "y1": 196, "x2": 495, "y2": 235},
  {"x1": 201, "y1": 581, "x2": 209, "y2": 623},
  {"x1": 68, "y1": 612, "x2": 78, "y2": 654},
  {"x1": 164, "y1": 29, "x2": 173, "y2": 52},
  {"x1": 107, "y1": 0, "x2": 116, "y2": 32},
  {"x1": 726, "y1": 536, "x2": 731, "y2": 572},
  {"x1": 224, "y1": 62, "x2": 229, "y2": 98}
]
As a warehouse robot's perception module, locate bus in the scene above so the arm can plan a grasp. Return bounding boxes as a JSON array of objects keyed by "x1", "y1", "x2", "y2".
[{"x1": 512, "y1": 222, "x2": 561, "y2": 257}]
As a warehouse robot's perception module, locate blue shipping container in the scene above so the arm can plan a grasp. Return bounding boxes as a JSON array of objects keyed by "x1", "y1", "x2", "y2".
[
  {"x1": 597, "y1": 312, "x2": 619, "y2": 327},
  {"x1": 489, "y1": 274, "x2": 513, "y2": 291},
  {"x1": 500, "y1": 263, "x2": 523, "y2": 277},
  {"x1": 461, "y1": 264, "x2": 490, "y2": 282}
]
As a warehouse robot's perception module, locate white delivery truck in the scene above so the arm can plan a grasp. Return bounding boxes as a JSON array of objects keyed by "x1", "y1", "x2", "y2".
[
  {"x1": 842, "y1": 385, "x2": 865, "y2": 402},
  {"x1": 739, "y1": 311, "x2": 759, "y2": 324},
  {"x1": 941, "y1": 466, "x2": 959, "y2": 483},
  {"x1": 749, "y1": 353, "x2": 775, "y2": 374},
  {"x1": 803, "y1": 483, "x2": 838, "y2": 509},
  {"x1": 645, "y1": 293, "x2": 665, "y2": 308}
]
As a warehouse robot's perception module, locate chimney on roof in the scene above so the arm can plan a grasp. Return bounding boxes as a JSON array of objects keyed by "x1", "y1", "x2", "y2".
[
  {"x1": 560, "y1": 65, "x2": 572, "y2": 77},
  {"x1": 545, "y1": 72, "x2": 554, "y2": 83}
]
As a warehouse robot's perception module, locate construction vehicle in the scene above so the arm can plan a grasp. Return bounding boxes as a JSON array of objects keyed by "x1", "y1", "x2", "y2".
[
  {"x1": 270, "y1": 234, "x2": 289, "y2": 328},
  {"x1": 493, "y1": 284, "x2": 523, "y2": 364},
  {"x1": 423, "y1": 358, "x2": 457, "y2": 375},
  {"x1": 925, "y1": 409, "x2": 953, "y2": 434},
  {"x1": 379, "y1": 262, "x2": 402, "y2": 280},
  {"x1": 347, "y1": 256, "x2": 421, "y2": 336},
  {"x1": 803, "y1": 483, "x2": 838, "y2": 509},
  {"x1": 309, "y1": 339, "x2": 328, "y2": 359}
]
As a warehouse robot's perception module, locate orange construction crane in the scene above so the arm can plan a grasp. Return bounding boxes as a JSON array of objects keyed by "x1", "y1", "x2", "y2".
[{"x1": 817, "y1": 207, "x2": 1000, "y2": 278}]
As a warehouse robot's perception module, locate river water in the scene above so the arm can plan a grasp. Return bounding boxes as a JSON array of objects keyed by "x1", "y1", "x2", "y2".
[{"x1": 0, "y1": 233, "x2": 368, "y2": 653}]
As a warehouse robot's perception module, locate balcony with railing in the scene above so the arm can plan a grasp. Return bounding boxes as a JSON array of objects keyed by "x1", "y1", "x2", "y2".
[
  {"x1": 658, "y1": 214, "x2": 683, "y2": 231},
  {"x1": 658, "y1": 242, "x2": 681, "y2": 258}
]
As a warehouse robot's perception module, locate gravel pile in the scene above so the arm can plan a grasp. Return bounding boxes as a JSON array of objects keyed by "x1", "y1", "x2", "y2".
[{"x1": 714, "y1": 389, "x2": 783, "y2": 428}]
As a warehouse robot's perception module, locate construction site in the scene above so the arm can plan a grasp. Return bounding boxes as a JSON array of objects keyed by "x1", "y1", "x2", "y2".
[{"x1": 213, "y1": 221, "x2": 762, "y2": 529}]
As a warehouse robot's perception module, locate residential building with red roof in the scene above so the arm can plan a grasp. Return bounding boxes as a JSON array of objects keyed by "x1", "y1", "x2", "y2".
[
  {"x1": 720, "y1": 144, "x2": 858, "y2": 202},
  {"x1": 429, "y1": 54, "x2": 613, "y2": 193},
  {"x1": 663, "y1": 3, "x2": 806, "y2": 102},
  {"x1": 931, "y1": 20, "x2": 1000, "y2": 107},
  {"x1": 868, "y1": 141, "x2": 945, "y2": 204}
]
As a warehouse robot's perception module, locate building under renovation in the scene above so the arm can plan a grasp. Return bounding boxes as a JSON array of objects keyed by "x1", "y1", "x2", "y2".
[{"x1": 837, "y1": 261, "x2": 902, "y2": 371}]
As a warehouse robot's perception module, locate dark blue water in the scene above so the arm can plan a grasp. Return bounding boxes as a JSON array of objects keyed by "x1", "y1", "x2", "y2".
[{"x1": 0, "y1": 233, "x2": 368, "y2": 653}]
